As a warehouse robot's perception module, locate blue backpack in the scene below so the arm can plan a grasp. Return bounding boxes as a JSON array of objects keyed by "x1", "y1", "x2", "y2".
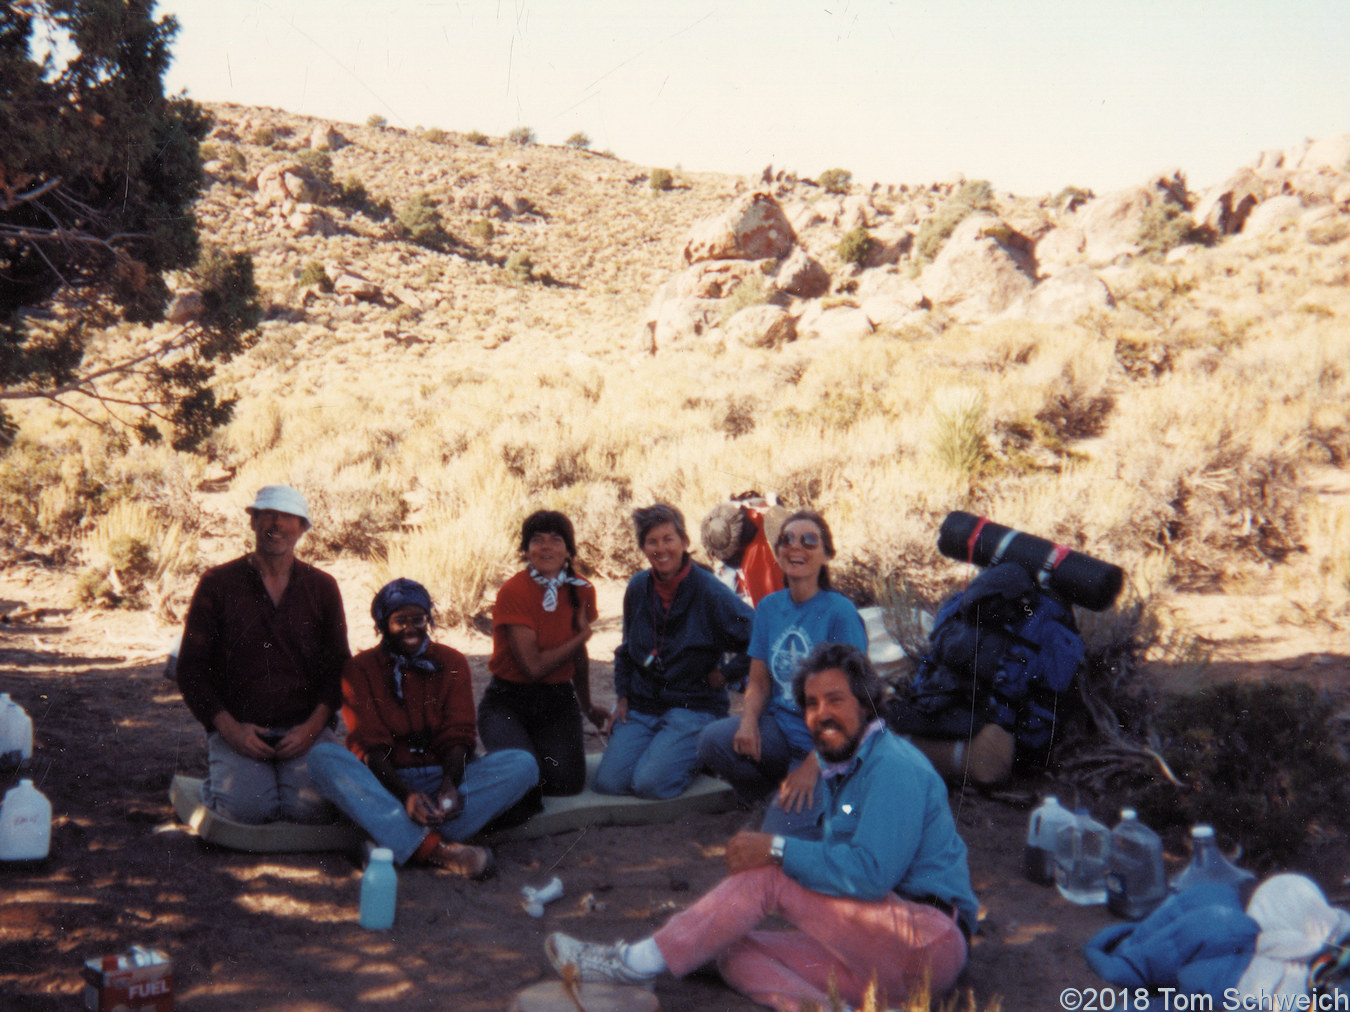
[{"x1": 889, "y1": 562, "x2": 1085, "y2": 752}]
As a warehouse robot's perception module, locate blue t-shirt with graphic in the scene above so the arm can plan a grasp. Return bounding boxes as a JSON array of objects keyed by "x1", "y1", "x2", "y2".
[{"x1": 749, "y1": 589, "x2": 868, "y2": 714}]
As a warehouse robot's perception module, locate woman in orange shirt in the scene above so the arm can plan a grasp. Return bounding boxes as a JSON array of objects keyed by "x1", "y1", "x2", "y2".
[{"x1": 478, "y1": 511, "x2": 606, "y2": 797}]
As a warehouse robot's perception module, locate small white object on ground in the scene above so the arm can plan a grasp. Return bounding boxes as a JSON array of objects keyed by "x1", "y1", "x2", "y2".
[{"x1": 521, "y1": 876, "x2": 564, "y2": 917}]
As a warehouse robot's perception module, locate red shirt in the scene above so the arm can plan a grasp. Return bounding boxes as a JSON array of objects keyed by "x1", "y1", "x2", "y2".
[
  {"x1": 340, "y1": 642, "x2": 476, "y2": 768},
  {"x1": 488, "y1": 570, "x2": 598, "y2": 685},
  {"x1": 739, "y1": 507, "x2": 785, "y2": 605}
]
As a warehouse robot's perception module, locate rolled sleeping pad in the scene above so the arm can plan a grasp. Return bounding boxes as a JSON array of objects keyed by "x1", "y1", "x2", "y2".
[{"x1": 937, "y1": 511, "x2": 1124, "y2": 612}]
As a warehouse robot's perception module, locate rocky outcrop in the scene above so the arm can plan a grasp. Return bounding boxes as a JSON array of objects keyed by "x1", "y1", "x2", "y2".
[
  {"x1": 1004, "y1": 265, "x2": 1115, "y2": 324},
  {"x1": 726, "y1": 305, "x2": 796, "y2": 348},
  {"x1": 1074, "y1": 174, "x2": 1189, "y2": 264},
  {"x1": 1242, "y1": 195, "x2": 1305, "y2": 236},
  {"x1": 683, "y1": 192, "x2": 796, "y2": 263},
  {"x1": 919, "y1": 212, "x2": 1036, "y2": 321},
  {"x1": 255, "y1": 161, "x2": 319, "y2": 205},
  {"x1": 774, "y1": 247, "x2": 830, "y2": 298},
  {"x1": 1193, "y1": 168, "x2": 1265, "y2": 236},
  {"x1": 796, "y1": 303, "x2": 874, "y2": 342},
  {"x1": 308, "y1": 123, "x2": 347, "y2": 151}
]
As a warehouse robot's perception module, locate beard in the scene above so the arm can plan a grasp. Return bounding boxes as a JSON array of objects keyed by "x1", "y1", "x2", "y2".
[{"x1": 814, "y1": 720, "x2": 867, "y2": 764}]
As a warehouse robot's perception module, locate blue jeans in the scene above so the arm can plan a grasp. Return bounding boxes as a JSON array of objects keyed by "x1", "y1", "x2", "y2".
[
  {"x1": 307, "y1": 742, "x2": 537, "y2": 864},
  {"x1": 592, "y1": 707, "x2": 717, "y2": 800},
  {"x1": 203, "y1": 728, "x2": 339, "y2": 825},
  {"x1": 697, "y1": 709, "x2": 823, "y2": 840}
]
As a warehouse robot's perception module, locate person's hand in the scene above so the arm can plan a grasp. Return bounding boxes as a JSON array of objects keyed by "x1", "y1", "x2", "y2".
[
  {"x1": 214, "y1": 713, "x2": 276, "y2": 760},
  {"x1": 585, "y1": 705, "x2": 609, "y2": 730},
  {"x1": 434, "y1": 783, "x2": 463, "y2": 820},
  {"x1": 405, "y1": 792, "x2": 441, "y2": 826},
  {"x1": 574, "y1": 607, "x2": 592, "y2": 642},
  {"x1": 777, "y1": 758, "x2": 820, "y2": 814},
  {"x1": 272, "y1": 720, "x2": 321, "y2": 760},
  {"x1": 732, "y1": 717, "x2": 761, "y2": 762},
  {"x1": 707, "y1": 667, "x2": 726, "y2": 690},
  {"x1": 725, "y1": 831, "x2": 774, "y2": 874},
  {"x1": 604, "y1": 698, "x2": 629, "y2": 735}
]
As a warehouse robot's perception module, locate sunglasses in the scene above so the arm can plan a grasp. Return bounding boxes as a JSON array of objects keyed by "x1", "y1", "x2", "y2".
[
  {"x1": 388, "y1": 613, "x2": 429, "y2": 630},
  {"x1": 777, "y1": 531, "x2": 822, "y2": 549}
]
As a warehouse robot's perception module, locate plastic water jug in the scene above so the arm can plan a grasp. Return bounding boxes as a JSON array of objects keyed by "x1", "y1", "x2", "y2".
[
  {"x1": 1054, "y1": 808, "x2": 1109, "y2": 904},
  {"x1": 0, "y1": 694, "x2": 33, "y2": 767},
  {"x1": 359, "y1": 847, "x2": 397, "y2": 929},
  {"x1": 1170, "y1": 824, "x2": 1256, "y2": 901},
  {"x1": 1024, "y1": 795, "x2": 1075, "y2": 885},
  {"x1": 1106, "y1": 808, "x2": 1168, "y2": 919},
  {"x1": 0, "y1": 778, "x2": 52, "y2": 861}
]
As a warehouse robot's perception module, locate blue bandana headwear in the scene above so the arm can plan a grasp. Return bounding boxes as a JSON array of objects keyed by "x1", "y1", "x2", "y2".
[{"x1": 371, "y1": 578, "x2": 433, "y2": 628}]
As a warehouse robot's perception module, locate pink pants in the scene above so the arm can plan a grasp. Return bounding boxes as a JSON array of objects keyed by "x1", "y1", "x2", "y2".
[{"x1": 653, "y1": 866, "x2": 967, "y2": 1012}]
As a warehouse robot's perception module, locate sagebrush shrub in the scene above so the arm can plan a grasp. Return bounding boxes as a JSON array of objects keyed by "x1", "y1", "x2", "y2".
[
  {"x1": 394, "y1": 192, "x2": 451, "y2": 251},
  {"x1": 366, "y1": 114, "x2": 387, "y2": 129},
  {"x1": 914, "y1": 179, "x2": 994, "y2": 264},
  {"x1": 649, "y1": 167, "x2": 673, "y2": 192},
  {"x1": 818, "y1": 168, "x2": 852, "y2": 195},
  {"x1": 837, "y1": 225, "x2": 873, "y2": 265},
  {"x1": 298, "y1": 261, "x2": 332, "y2": 292},
  {"x1": 507, "y1": 126, "x2": 536, "y2": 145},
  {"x1": 470, "y1": 219, "x2": 494, "y2": 242},
  {"x1": 1135, "y1": 200, "x2": 1205, "y2": 256},
  {"x1": 565, "y1": 131, "x2": 591, "y2": 150},
  {"x1": 465, "y1": 130, "x2": 488, "y2": 146},
  {"x1": 422, "y1": 127, "x2": 448, "y2": 144},
  {"x1": 505, "y1": 251, "x2": 534, "y2": 281}
]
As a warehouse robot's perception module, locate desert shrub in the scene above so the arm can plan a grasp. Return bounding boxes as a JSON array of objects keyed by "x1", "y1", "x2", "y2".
[
  {"x1": 1052, "y1": 185, "x2": 1094, "y2": 213},
  {"x1": 505, "y1": 251, "x2": 534, "y2": 281},
  {"x1": 565, "y1": 131, "x2": 591, "y2": 150},
  {"x1": 818, "y1": 167, "x2": 852, "y2": 195},
  {"x1": 1133, "y1": 681, "x2": 1350, "y2": 868},
  {"x1": 913, "y1": 179, "x2": 994, "y2": 265},
  {"x1": 718, "y1": 273, "x2": 771, "y2": 323},
  {"x1": 251, "y1": 126, "x2": 277, "y2": 147},
  {"x1": 507, "y1": 125, "x2": 536, "y2": 146},
  {"x1": 1135, "y1": 200, "x2": 1206, "y2": 256},
  {"x1": 331, "y1": 175, "x2": 391, "y2": 219},
  {"x1": 393, "y1": 192, "x2": 451, "y2": 251},
  {"x1": 77, "y1": 498, "x2": 198, "y2": 613},
  {"x1": 649, "y1": 167, "x2": 674, "y2": 192},
  {"x1": 837, "y1": 225, "x2": 873, "y2": 265},
  {"x1": 465, "y1": 130, "x2": 488, "y2": 146},
  {"x1": 298, "y1": 261, "x2": 332, "y2": 292},
  {"x1": 303, "y1": 485, "x2": 409, "y2": 560},
  {"x1": 366, "y1": 114, "x2": 387, "y2": 129},
  {"x1": 720, "y1": 397, "x2": 756, "y2": 438},
  {"x1": 931, "y1": 388, "x2": 991, "y2": 485},
  {"x1": 422, "y1": 127, "x2": 448, "y2": 144},
  {"x1": 470, "y1": 219, "x2": 495, "y2": 242}
]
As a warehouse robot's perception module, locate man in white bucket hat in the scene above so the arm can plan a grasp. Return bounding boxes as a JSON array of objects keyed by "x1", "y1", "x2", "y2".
[{"x1": 177, "y1": 485, "x2": 351, "y2": 823}]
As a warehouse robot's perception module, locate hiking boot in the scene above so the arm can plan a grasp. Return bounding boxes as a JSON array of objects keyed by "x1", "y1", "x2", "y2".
[
  {"x1": 425, "y1": 840, "x2": 494, "y2": 880},
  {"x1": 544, "y1": 932, "x2": 657, "y2": 987},
  {"x1": 965, "y1": 723, "x2": 1015, "y2": 787}
]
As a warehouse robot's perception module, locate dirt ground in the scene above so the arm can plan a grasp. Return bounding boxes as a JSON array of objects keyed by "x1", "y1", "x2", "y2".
[{"x1": 0, "y1": 563, "x2": 1346, "y2": 1012}]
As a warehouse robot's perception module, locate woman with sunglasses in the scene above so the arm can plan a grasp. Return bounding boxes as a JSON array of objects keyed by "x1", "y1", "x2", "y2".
[
  {"x1": 697, "y1": 509, "x2": 868, "y2": 837},
  {"x1": 478, "y1": 510, "x2": 604, "y2": 800}
]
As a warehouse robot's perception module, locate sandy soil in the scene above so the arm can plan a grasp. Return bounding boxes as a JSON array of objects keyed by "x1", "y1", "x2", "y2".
[{"x1": 0, "y1": 563, "x2": 1344, "y2": 1012}]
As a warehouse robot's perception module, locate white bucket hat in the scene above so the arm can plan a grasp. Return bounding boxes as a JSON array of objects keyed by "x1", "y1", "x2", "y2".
[{"x1": 245, "y1": 485, "x2": 311, "y2": 527}]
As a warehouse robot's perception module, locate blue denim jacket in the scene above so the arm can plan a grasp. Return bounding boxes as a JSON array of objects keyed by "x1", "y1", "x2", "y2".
[
  {"x1": 781, "y1": 729, "x2": 979, "y2": 935},
  {"x1": 613, "y1": 563, "x2": 754, "y2": 717}
]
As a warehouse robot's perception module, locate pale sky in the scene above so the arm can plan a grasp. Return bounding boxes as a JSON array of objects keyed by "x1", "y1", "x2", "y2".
[{"x1": 160, "y1": 0, "x2": 1350, "y2": 196}]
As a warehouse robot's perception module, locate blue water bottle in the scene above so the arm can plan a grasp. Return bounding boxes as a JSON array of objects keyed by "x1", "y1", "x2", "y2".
[{"x1": 359, "y1": 847, "x2": 397, "y2": 929}]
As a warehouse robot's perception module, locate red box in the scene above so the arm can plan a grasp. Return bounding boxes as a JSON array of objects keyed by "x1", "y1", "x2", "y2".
[{"x1": 82, "y1": 949, "x2": 173, "y2": 1012}]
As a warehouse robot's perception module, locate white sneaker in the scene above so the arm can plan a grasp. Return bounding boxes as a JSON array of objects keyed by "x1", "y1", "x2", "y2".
[{"x1": 544, "y1": 932, "x2": 657, "y2": 988}]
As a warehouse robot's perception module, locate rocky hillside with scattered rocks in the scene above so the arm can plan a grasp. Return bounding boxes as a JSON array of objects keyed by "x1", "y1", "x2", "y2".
[{"x1": 180, "y1": 104, "x2": 1349, "y2": 374}]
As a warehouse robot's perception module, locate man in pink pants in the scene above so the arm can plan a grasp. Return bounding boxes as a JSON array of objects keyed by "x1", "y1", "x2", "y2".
[{"x1": 546, "y1": 642, "x2": 978, "y2": 1011}]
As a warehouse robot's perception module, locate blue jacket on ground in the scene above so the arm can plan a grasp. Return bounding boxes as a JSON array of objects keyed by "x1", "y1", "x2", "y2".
[
  {"x1": 1084, "y1": 883, "x2": 1260, "y2": 1011},
  {"x1": 612, "y1": 563, "x2": 754, "y2": 717},
  {"x1": 780, "y1": 727, "x2": 979, "y2": 937}
]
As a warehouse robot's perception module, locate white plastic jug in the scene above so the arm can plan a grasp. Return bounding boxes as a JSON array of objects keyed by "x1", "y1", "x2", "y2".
[
  {"x1": 0, "y1": 779, "x2": 52, "y2": 860},
  {"x1": 1054, "y1": 808, "x2": 1109, "y2": 905},
  {"x1": 1171, "y1": 824, "x2": 1255, "y2": 901},
  {"x1": 1106, "y1": 808, "x2": 1168, "y2": 919},
  {"x1": 1024, "y1": 795, "x2": 1075, "y2": 885},
  {"x1": 0, "y1": 694, "x2": 32, "y2": 766}
]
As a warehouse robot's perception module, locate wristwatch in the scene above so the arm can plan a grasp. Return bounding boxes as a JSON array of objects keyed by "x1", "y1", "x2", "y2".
[{"x1": 768, "y1": 835, "x2": 786, "y2": 864}]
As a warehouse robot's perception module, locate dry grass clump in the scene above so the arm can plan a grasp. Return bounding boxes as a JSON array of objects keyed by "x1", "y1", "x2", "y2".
[{"x1": 78, "y1": 499, "x2": 199, "y2": 616}]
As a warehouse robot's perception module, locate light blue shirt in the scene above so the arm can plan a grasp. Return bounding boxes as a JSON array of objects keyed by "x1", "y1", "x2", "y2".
[{"x1": 749, "y1": 589, "x2": 868, "y2": 713}]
